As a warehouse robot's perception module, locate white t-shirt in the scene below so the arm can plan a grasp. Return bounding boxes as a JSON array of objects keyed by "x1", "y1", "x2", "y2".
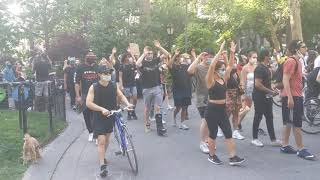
[{"x1": 314, "y1": 55, "x2": 320, "y2": 69}]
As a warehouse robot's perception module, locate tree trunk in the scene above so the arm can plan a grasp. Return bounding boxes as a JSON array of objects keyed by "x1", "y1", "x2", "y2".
[
  {"x1": 142, "y1": 0, "x2": 151, "y2": 25},
  {"x1": 288, "y1": 0, "x2": 303, "y2": 41}
]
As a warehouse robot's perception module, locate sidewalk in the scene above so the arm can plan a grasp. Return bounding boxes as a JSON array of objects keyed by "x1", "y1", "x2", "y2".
[{"x1": 22, "y1": 105, "x2": 86, "y2": 180}]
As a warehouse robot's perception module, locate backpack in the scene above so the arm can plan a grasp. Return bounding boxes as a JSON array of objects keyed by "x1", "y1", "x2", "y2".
[{"x1": 274, "y1": 56, "x2": 299, "y2": 89}]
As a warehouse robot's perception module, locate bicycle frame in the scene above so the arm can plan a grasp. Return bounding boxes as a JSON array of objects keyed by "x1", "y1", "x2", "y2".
[{"x1": 113, "y1": 113, "x2": 128, "y2": 151}]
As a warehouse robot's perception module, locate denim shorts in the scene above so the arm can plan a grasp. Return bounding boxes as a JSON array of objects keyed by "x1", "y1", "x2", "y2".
[
  {"x1": 143, "y1": 86, "x2": 162, "y2": 109},
  {"x1": 123, "y1": 86, "x2": 137, "y2": 97}
]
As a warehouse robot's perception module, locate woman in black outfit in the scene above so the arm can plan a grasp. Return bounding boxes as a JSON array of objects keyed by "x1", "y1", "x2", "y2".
[{"x1": 205, "y1": 41, "x2": 245, "y2": 165}]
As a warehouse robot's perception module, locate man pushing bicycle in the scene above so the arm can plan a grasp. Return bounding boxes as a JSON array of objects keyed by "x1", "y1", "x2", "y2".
[{"x1": 86, "y1": 65, "x2": 133, "y2": 178}]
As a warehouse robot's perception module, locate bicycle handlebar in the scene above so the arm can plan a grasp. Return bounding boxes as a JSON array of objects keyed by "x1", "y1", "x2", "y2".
[{"x1": 107, "y1": 107, "x2": 133, "y2": 117}]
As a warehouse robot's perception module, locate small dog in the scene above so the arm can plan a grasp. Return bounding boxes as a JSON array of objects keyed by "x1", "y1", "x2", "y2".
[{"x1": 22, "y1": 133, "x2": 41, "y2": 164}]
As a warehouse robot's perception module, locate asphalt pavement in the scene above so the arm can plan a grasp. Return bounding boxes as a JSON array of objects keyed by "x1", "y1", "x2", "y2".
[{"x1": 22, "y1": 97, "x2": 320, "y2": 180}]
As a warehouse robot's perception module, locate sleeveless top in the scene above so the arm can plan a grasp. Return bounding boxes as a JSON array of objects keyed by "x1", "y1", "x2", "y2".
[
  {"x1": 93, "y1": 82, "x2": 117, "y2": 112},
  {"x1": 246, "y1": 72, "x2": 254, "y2": 90},
  {"x1": 227, "y1": 69, "x2": 240, "y2": 89},
  {"x1": 208, "y1": 79, "x2": 226, "y2": 100}
]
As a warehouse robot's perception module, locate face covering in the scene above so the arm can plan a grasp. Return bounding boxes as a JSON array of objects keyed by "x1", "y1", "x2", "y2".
[
  {"x1": 249, "y1": 58, "x2": 257, "y2": 65},
  {"x1": 218, "y1": 69, "x2": 225, "y2": 78},
  {"x1": 186, "y1": 59, "x2": 191, "y2": 64},
  {"x1": 101, "y1": 75, "x2": 111, "y2": 82}
]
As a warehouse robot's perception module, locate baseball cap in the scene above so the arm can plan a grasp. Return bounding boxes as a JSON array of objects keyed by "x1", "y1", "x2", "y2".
[{"x1": 97, "y1": 65, "x2": 114, "y2": 74}]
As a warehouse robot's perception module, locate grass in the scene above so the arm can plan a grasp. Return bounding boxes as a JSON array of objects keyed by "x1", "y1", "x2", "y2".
[{"x1": 0, "y1": 110, "x2": 67, "y2": 180}]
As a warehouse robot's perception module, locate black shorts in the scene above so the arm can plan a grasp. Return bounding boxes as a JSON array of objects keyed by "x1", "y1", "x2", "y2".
[
  {"x1": 205, "y1": 103, "x2": 232, "y2": 139},
  {"x1": 93, "y1": 113, "x2": 115, "y2": 138},
  {"x1": 197, "y1": 106, "x2": 206, "y2": 119},
  {"x1": 281, "y1": 96, "x2": 303, "y2": 128},
  {"x1": 174, "y1": 97, "x2": 191, "y2": 107}
]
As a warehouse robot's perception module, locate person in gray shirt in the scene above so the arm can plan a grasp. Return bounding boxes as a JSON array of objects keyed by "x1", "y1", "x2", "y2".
[{"x1": 188, "y1": 48, "x2": 214, "y2": 154}]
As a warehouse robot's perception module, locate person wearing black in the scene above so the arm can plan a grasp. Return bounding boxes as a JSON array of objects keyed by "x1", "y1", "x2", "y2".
[
  {"x1": 33, "y1": 53, "x2": 52, "y2": 112},
  {"x1": 64, "y1": 57, "x2": 77, "y2": 110},
  {"x1": 167, "y1": 49, "x2": 192, "y2": 130},
  {"x1": 86, "y1": 65, "x2": 132, "y2": 178},
  {"x1": 119, "y1": 50, "x2": 138, "y2": 120},
  {"x1": 136, "y1": 40, "x2": 170, "y2": 136},
  {"x1": 75, "y1": 51, "x2": 99, "y2": 142},
  {"x1": 205, "y1": 41, "x2": 244, "y2": 166},
  {"x1": 251, "y1": 49, "x2": 281, "y2": 147}
]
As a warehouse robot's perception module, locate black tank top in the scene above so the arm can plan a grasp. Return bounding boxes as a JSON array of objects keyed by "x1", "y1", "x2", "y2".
[
  {"x1": 227, "y1": 69, "x2": 240, "y2": 89},
  {"x1": 208, "y1": 79, "x2": 226, "y2": 100},
  {"x1": 93, "y1": 82, "x2": 117, "y2": 111}
]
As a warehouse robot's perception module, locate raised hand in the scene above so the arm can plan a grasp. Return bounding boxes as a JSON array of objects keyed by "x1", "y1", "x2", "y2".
[
  {"x1": 191, "y1": 48, "x2": 196, "y2": 58},
  {"x1": 175, "y1": 48, "x2": 181, "y2": 56},
  {"x1": 230, "y1": 41, "x2": 237, "y2": 53},
  {"x1": 219, "y1": 40, "x2": 226, "y2": 53},
  {"x1": 154, "y1": 40, "x2": 161, "y2": 48},
  {"x1": 112, "y1": 47, "x2": 117, "y2": 54}
]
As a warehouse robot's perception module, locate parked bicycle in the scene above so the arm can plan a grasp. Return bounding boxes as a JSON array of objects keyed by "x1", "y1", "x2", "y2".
[
  {"x1": 302, "y1": 97, "x2": 320, "y2": 134},
  {"x1": 108, "y1": 107, "x2": 138, "y2": 175}
]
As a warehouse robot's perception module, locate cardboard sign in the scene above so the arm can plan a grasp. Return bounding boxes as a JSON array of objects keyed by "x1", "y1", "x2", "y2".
[{"x1": 129, "y1": 43, "x2": 140, "y2": 56}]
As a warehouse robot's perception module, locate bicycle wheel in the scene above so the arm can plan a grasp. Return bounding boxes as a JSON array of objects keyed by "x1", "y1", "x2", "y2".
[
  {"x1": 302, "y1": 98, "x2": 320, "y2": 134},
  {"x1": 122, "y1": 126, "x2": 138, "y2": 175},
  {"x1": 272, "y1": 94, "x2": 282, "y2": 107}
]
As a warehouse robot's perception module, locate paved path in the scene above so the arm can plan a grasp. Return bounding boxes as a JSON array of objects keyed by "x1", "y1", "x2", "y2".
[{"x1": 23, "y1": 98, "x2": 320, "y2": 180}]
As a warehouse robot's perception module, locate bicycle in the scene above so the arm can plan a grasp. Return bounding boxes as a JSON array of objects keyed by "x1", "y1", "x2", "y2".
[
  {"x1": 302, "y1": 97, "x2": 320, "y2": 134},
  {"x1": 108, "y1": 107, "x2": 138, "y2": 175}
]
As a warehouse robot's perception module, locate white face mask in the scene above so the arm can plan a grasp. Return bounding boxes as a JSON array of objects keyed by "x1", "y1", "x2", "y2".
[{"x1": 101, "y1": 75, "x2": 111, "y2": 82}]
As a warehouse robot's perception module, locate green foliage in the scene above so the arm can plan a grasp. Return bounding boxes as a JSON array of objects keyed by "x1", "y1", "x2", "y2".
[
  {"x1": 176, "y1": 22, "x2": 217, "y2": 53},
  {"x1": 301, "y1": 0, "x2": 320, "y2": 45}
]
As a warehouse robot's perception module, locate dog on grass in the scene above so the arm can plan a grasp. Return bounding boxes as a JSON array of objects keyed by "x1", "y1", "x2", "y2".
[{"x1": 22, "y1": 133, "x2": 41, "y2": 164}]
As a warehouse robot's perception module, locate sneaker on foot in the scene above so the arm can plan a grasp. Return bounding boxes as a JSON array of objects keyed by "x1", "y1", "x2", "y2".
[
  {"x1": 145, "y1": 124, "x2": 151, "y2": 133},
  {"x1": 149, "y1": 117, "x2": 156, "y2": 121},
  {"x1": 270, "y1": 139, "x2": 282, "y2": 147},
  {"x1": 280, "y1": 145, "x2": 297, "y2": 154},
  {"x1": 232, "y1": 130, "x2": 245, "y2": 140},
  {"x1": 297, "y1": 149, "x2": 315, "y2": 160},
  {"x1": 88, "y1": 133, "x2": 94, "y2": 142},
  {"x1": 217, "y1": 128, "x2": 224, "y2": 137},
  {"x1": 179, "y1": 123, "x2": 189, "y2": 130},
  {"x1": 200, "y1": 142, "x2": 209, "y2": 154},
  {"x1": 100, "y1": 164, "x2": 108, "y2": 178},
  {"x1": 208, "y1": 154, "x2": 222, "y2": 165},
  {"x1": 251, "y1": 139, "x2": 264, "y2": 147},
  {"x1": 72, "y1": 105, "x2": 77, "y2": 111},
  {"x1": 229, "y1": 155, "x2": 245, "y2": 166},
  {"x1": 162, "y1": 120, "x2": 166, "y2": 124},
  {"x1": 167, "y1": 105, "x2": 174, "y2": 110}
]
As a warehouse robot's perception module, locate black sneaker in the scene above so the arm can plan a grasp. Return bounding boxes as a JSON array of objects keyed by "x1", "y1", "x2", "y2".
[
  {"x1": 229, "y1": 155, "x2": 245, "y2": 166},
  {"x1": 297, "y1": 149, "x2": 315, "y2": 160},
  {"x1": 208, "y1": 154, "x2": 222, "y2": 165},
  {"x1": 100, "y1": 164, "x2": 108, "y2": 178},
  {"x1": 132, "y1": 111, "x2": 138, "y2": 120}
]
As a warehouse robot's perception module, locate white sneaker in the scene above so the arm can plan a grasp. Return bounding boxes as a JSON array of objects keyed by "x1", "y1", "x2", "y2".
[
  {"x1": 217, "y1": 128, "x2": 224, "y2": 137},
  {"x1": 270, "y1": 139, "x2": 282, "y2": 147},
  {"x1": 179, "y1": 123, "x2": 189, "y2": 130},
  {"x1": 251, "y1": 139, "x2": 264, "y2": 147},
  {"x1": 88, "y1": 133, "x2": 94, "y2": 142},
  {"x1": 200, "y1": 142, "x2": 209, "y2": 154},
  {"x1": 149, "y1": 117, "x2": 156, "y2": 121},
  {"x1": 162, "y1": 120, "x2": 166, "y2": 124},
  {"x1": 167, "y1": 105, "x2": 174, "y2": 110},
  {"x1": 232, "y1": 130, "x2": 245, "y2": 140}
]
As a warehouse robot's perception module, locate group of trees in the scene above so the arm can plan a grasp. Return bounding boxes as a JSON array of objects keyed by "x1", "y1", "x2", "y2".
[{"x1": 0, "y1": 0, "x2": 319, "y2": 62}]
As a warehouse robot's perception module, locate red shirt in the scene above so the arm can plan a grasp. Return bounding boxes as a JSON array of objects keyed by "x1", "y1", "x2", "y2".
[{"x1": 281, "y1": 57, "x2": 303, "y2": 97}]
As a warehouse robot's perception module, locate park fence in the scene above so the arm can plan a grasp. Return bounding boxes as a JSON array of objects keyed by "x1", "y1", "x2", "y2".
[{"x1": 0, "y1": 80, "x2": 66, "y2": 134}]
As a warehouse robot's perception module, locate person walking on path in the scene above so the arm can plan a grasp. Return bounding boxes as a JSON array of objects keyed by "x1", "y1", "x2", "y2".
[
  {"x1": 136, "y1": 40, "x2": 170, "y2": 136},
  {"x1": 75, "y1": 51, "x2": 99, "y2": 142},
  {"x1": 86, "y1": 65, "x2": 133, "y2": 177}
]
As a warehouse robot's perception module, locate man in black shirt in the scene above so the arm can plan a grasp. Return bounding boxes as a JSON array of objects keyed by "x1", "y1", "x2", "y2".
[
  {"x1": 64, "y1": 57, "x2": 77, "y2": 109},
  {"x1": 119, "y1": 50, "x2": 138, "y2": 120},
  {"x1": 167, "y1": 49, "x2": 192, "y2": 130},
  {"x1": 86, "y1": 65, "x2": 132, "y2": 178},
  {"x1": 33, "y1": 53, "x2": 52, "y2": 112},
  {"x1": 251, "y1": 49, "x2": 281, "y2": 147},
  {"x1": 136, "y1": 40, "x2": 170, "y2": 136},
  {"x1": 75, "y1": 51, "x2": 99, "y2": 142}
]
